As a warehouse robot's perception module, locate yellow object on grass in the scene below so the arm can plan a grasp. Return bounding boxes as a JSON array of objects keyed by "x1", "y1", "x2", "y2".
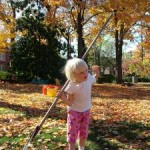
[{"x1": 47, "y1": 87, "x2": 58, "y2": 97}]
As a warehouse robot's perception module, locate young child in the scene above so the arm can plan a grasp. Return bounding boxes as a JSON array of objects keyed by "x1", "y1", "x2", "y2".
[{"x1": 60, "y1": 58, "x2": 99, "y2": 150}]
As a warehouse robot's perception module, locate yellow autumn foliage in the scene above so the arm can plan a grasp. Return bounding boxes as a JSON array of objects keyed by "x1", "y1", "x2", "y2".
[
  {"x1": 0, "y1": 4, "x2": 15, "y2": 52},
  {"x1": 44, "y1": 0, "x2": 150, "y2": 54}
]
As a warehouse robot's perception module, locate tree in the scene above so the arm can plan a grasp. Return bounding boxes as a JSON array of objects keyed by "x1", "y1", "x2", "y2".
[
  {"x1": 139, "y1": 21, "x2": 150, "y2": 60},
  {"x1": 43, "y1": 0, "x2": 149, "y2": 83},
  {"x1": 88, "y1": 34, "x2": 115, "y2": 74},
  {"x1": 44, "y1": 0, "x2": 103, "y2": 58},
  {"x1": 92, "y1": 0, "x2": 150, "y2": 83},
  {"x1": 0, "y1": 3, "x2": 15, "y2": 52},
  {"x1": 10, "y1": 3, "x2": 65, "y2": 81},
  {"x1": 123, "y1": 48, "x2": 150, "y2": 78}
]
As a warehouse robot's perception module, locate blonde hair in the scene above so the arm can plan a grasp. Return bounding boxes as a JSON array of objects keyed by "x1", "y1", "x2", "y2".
[{"x1": 64, "y1": 58, "x2": 88, "y2": 81}]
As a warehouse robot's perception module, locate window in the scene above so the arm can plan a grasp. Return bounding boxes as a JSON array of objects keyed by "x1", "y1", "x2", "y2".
[
  {"x1": 0, "y1": 53, "x2": 6, "y2": 61},
  {"x1": 0, "y1": 65, "x2": 4, "y2": 71}
]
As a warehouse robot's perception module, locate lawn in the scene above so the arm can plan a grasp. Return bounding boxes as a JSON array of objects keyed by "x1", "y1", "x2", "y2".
[{"x1": 0, "y1": 83, "x2": 149, "y2": 150}]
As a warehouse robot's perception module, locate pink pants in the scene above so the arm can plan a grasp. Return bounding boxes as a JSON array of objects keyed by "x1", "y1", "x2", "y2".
[{"x1": 67, "y1": 109, "x2": 90, "y2": 143}]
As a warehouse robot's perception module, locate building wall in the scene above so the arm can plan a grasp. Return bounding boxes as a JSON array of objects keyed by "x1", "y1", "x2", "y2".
[{"x1": 0, "y1": 50, "x2": 10, "y2": 71}]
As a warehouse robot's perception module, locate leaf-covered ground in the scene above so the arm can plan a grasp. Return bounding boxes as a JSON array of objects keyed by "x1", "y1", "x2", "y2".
[{"x1": 0, "y1": 83, "x2": 149, "y2": 150}]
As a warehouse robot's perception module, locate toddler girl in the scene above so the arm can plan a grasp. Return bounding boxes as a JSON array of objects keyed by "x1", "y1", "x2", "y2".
[{"x1": 60, "y1": 58, "x2": 99, "y2": 150}]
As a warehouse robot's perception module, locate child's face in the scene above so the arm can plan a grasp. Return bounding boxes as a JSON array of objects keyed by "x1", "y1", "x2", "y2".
[{"x1": 74, "y1": 67, "x2": 88, "y2": 83}]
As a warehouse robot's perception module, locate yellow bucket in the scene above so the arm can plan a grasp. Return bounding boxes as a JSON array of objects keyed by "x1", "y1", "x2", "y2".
[{"x1": 47, "y1": 86, "x2": 58, "y2": 97}]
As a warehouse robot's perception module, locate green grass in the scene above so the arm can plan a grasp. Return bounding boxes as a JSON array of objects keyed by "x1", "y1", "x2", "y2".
[
  {"x1": 0, "y1": 135, "x2": 26, "y2": 149},
  {"x1": 0, "y1": 127, "x2": 66, "y2": 150},
  {"x1": 0, "y1": 107, "x2": 67, "y2": 149},
  {"x1": 33, "y1": 127, "x2": 66, "y2": 149},
  {"x1": 0, "y1": 107, "x2": 26, "y2": 116}
]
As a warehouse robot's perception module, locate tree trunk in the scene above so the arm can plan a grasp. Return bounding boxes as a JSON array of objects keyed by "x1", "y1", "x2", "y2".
[
  {"x1": 9, "y1": 2, "x2": 16, "y2": 68},
  {"x1": 114, "y1": 11, "x2": 123, "y2": 84},
  {"x1": 77, "y1": 10, "x2": 85, "y2": 58},
  {"x1": 66, "y1": 34, "x2": 71, "y2": 59},
  {"x1": 117, "y1": 39, "x2": 123, "y2": 83},
  {"x1": 11, "y1": 6, "x2": 16, "y2": 42}
]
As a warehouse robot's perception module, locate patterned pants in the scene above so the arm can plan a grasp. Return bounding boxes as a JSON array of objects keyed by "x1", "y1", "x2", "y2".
[{"x1": 67, "y1": 109, "x2": 90, "y2": 143}]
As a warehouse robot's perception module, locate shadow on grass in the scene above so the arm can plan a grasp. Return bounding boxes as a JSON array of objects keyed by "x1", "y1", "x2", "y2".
[
  {"x1": 0, "y1": 83, "x2": 42, "y2": 94},
  {"x1": 87, "y1": 120, "x2": 150, "y2": 150},
  {"x1": 92, "y1": 84, "x2": 150, "y2": 100},
  {"x1": 0, "y1": 101, "x2": 67, "y2": 120}
]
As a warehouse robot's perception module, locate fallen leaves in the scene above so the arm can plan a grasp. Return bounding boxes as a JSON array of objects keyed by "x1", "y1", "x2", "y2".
[
  {"x1": 91, "y1": 98, "x2": 150, "y2": 124},
  {"x1": 92, "y1": 83, "x2": 150, "y2": 100},
  {"x1": 0, "y1": 82, "x2": 149, "y2": 149}
]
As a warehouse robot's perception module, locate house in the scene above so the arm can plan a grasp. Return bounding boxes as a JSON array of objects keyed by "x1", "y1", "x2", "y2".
[
  {"x1": 102, "y1": 66, "x2": 115, "y2": 75},
  {"x1": 0, "y1": 49, "x2": 10, "y2": 71}
]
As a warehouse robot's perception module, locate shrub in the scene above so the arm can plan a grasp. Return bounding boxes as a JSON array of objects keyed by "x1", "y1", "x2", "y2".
[
  {"x1": 123, "y1": 77, "x2": 132, "y2": 83},
  {"x1": 138, "y1": 77, "x2": 150, "y2": 82},
  {"x1": 0, "y1": 71, "x2": 9, "y2": 79},
  {"x1": 123, "y1": 76, "x2": 150, "y2": 83},
  {"x1": 97, "y1": 74, "x2": 115, "y2": 83}
]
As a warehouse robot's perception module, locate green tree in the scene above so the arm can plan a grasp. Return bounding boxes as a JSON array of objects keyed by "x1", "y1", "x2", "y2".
[{"x1": 10, "y1": 4, "x2": 65, "y2": 82}]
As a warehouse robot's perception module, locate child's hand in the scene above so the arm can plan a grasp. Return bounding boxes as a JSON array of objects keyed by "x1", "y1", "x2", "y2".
[
  {"x1": 91, "y1": 65, "x2": 100, "y2": 79},
  {"x1": 57, "y1": 91, "x2": 74, "y2": 106},
  {"x1": 91, "y1": 65, "x2": 100, "y2": 74},
  {"x1": 57, "y1": 91, "x2": 66, "y2": 100}
]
